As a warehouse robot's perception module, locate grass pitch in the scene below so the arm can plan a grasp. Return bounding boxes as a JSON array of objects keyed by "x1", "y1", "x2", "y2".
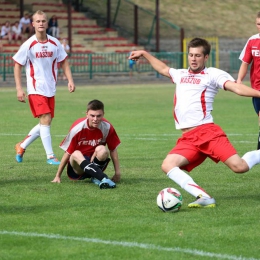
[{"x1": 0, "y1": 83, "x2": 259, "y2": 260}]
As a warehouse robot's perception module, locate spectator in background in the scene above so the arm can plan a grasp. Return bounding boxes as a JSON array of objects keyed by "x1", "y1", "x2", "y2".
[
  {"x1": 12, "y1": 21, "x2": 24, "y2": 43},
  {"x1": 61, "y1": 38, "x2": 70, "y2": 53},
  {"x1": 128, "y1": 47, "x2": 139, "y2": 77},
  {"x1": 1, "y1": 21, "x2": 12, "y2": 44},
  {"x1": 48, "y1": 15, "x2": 60, "y2": 38},
  {"x1": 19, "y1": 13, "x2": 33, "y2": 37}
]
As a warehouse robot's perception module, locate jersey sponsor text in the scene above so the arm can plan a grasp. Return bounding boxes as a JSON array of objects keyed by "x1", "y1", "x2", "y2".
[
  {"x1": 36, "y1": 51, "x2": 54, "y2": 58},
  {"x1": 180, "y1": 76, "x2": 201, "y2": 84},
  {"x1": 78, "y1": 139, "x2": 102, "y2": 147}
]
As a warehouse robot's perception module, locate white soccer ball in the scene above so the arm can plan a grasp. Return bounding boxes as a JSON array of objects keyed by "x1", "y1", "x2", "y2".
[{"x1": 157, "y1": 187, "x2": 183, "y2": 213}]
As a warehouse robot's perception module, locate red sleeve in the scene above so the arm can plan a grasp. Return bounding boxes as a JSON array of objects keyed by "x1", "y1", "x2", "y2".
[{"x1": 106, "y1": 125, "x2": 121, "y2": 151}]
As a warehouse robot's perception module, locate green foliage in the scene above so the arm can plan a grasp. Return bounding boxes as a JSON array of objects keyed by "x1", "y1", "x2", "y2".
[{"x1": 0, "y1": 84, "x2": 259, "y2": 260}]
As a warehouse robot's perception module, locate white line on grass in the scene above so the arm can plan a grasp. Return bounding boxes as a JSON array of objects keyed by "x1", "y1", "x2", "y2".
[
  {"x1": 0, "y1": 133, "x2": 257, "y2": 138},
  {"x1": 0, "y1": 230, "x2": 259, "y2": 260}
]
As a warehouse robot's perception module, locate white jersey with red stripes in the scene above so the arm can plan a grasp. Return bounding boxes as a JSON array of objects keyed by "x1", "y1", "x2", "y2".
[
  {"x1": 169, "y1": 67, "x2": 235, "y2": 130},
  {"x1": 12, "y1": 34, "x2": 67, "y2": 97},
  {"x1": 60, "y1": 117, "x2": 121, "y2": 157},
  {"x1": 239, "y1": 33, "x2": 260, "y2": 90}
]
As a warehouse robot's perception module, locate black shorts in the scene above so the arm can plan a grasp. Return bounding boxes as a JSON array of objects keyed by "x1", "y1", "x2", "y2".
[{"x1": 67, "y1": 162, "x2": 91, "y2": 180}]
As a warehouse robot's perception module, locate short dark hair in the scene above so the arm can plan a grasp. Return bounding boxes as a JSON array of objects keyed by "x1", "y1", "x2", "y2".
[
  {"x1": 87, "y1": 100, "x2": 104, "y2": 112},
  {"x1": 188, "y1": 37, "x2": 211, "y2": 56},
  {"x1": 257, "y1": 11, "x2": 260, "y2": 18}
]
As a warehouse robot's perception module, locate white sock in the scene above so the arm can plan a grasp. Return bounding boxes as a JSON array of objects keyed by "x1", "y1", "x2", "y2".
[
  {"x1": 40, "y1": 124, "x2": 54, "y2": 158},
  {"x1": 242, "y1": 150, "x2": 260, "y2": 169},
  {"x1": 167, "y1": 167, "x2": 211, "y2": 198},
  {"x1": 20, "y1": 124, "x2": 40, "y2": 149}
]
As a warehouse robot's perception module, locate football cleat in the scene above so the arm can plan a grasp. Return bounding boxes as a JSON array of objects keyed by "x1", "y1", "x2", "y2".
[
  {"x1": 15, "y1": 142, "x2": 26, "y2": 163},
  {"x1": 99, "y1": 178, "x2": 116, "y2": 189},
  {"x1": 91, "y1": 177, "x2": 101, "y2": 186},
  {"x1": 47, "y1": 156, "x2": 60, "y2": 165},
  {"x1": 188, "y1": 195, "x2": 216, "y2": 208}
]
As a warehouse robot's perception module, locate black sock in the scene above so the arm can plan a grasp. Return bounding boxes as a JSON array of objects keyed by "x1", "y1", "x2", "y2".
[
  {"x1": 80, "y1": 160, "x2": 108, "y2": 180},
  {"x1": 93, "y1": 157, "x2": 110, "y2": 171}
]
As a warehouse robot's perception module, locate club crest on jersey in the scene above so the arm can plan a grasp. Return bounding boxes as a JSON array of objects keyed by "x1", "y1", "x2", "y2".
[{"x1": 180, "y1": 76, "x2": 201, "y2": 84}]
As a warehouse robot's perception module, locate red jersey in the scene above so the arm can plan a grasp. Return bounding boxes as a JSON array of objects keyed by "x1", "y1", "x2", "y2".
[
  {"x1": 239, "y1": 33, "x2": 260, "y2": 90},
  {"x1": 60, "y1": 117, "x2": 121, "y2": 156}
]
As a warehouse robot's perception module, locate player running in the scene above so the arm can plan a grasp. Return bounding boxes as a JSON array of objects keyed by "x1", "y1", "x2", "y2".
[
  {"x1": 13, "y1": 10, "x2": 75, "y2": 165},
  {"x1": 51, "y1": 100, "x2": 121, "y2": 189},
  {"x1": 129, "y1": 37, "x2": 260, "y2": 208}
]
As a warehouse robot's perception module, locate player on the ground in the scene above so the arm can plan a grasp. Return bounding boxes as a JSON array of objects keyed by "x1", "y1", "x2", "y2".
[
  {"x1": 51, "y1": 99, "x2": 121, "y2": 189},
  {"x1": 13, "y1": 10, "x2": 75, "y2": 165},
  {"x1": 237, "y1": 11, "x2": 260, "y2": 149},
  {"x1": 129, "y1": 37, "x2": 260, "y2": 208}
]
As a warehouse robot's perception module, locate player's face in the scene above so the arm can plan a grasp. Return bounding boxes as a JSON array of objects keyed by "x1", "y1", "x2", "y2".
[
  {"x1": 188, "y1": 46, "x2": 208, "y2": 73},
  {"x1": 32, "y1": 14, "x2": 48, "y2": 33},
  {"x1": 86, "y1": 109, "x2": 104, "y2": 128},
  {"x1": 256, "y1": 18, "x2": 260, "y2": 33}
]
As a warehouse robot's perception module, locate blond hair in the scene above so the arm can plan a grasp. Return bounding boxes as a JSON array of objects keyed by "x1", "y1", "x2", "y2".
[{"x1": 32, "y1": 10, "x2": 48, "y2": 21}]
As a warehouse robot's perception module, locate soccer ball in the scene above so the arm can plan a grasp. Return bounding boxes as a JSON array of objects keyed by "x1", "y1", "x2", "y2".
[{"x1": 157, "y1": 187, "x2": 183, "y2": 213}]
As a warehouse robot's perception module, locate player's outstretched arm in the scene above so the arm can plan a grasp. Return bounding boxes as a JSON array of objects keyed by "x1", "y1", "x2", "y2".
[
  {"x1": 225, "y1": 81, "x2": 260, "y2": 98},
  {"x1": 51, "y1": 152, "x2": 70, "y2": 183},
  {"x1": 237, "y1": 62, "x2": 249, "y2": 83},
  {"x1": 129, "y1": 50, "x2": 171, "y2": 78}
]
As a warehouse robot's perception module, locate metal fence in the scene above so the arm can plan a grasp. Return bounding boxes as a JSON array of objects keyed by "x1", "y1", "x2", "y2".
[
  {"x1": 229, "y1": 51, "x2": 242, "y2": 73},
  {"x1": 1, "y1": 50, "x2": 234, "y2": 81},
  {"x1": 0, "y1": 52, "x2": 183, "y2": 80}
]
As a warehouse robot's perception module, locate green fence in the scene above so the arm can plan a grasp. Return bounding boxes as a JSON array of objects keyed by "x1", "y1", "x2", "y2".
[
  {"x1": 1, "y1": 50, "x2": 231, "y2": 81},
  {"x1": 230, "y1": 51, "x2": 242, "y2": 73},
  {"x1": 0, "y1": 52, "x2": 183, "y2": 80}
]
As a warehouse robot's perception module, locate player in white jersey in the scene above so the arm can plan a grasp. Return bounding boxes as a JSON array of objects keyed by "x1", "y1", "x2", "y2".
[
  {"x1": 13, "y1": 10, "x2": 75, "y2": 165},
  {"x1": 52, "y1": 100, "x2": 121, "y2": 189},
  {"x1": 129, "y1": 37, "x2": 260, "y2": 208}
]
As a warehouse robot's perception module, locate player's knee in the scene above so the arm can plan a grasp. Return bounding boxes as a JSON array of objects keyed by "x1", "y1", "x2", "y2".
[
  {"x1": 71, "y1": 150, "x2": 84, "y2": 161},
  {"x1": 228, "y1": 161, "x2": 248, "y2": 173},
  {"x1": 95, "y1": 145, "x2": 108, "y2": 160},
  {"x1": 161, "y1": 159, "x2": 172, "y2": 174}
]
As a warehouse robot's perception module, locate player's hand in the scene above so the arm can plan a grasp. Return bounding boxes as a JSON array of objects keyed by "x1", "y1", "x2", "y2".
[
  {"x1": 17, "y1": 89, "x2": 26, "y2": 103},
  {"x1": 68, "y1": 82, "x2": 75, "y2": 93},
  {"x1": 51, "y1": 176, "x2": 61, "y2": 183},
  {"x1": 128, "y1": 50, "x2": 143, "y2": 61},
  {"x1": 111, "y1": 173, "x2": 121, "y2": 183}
]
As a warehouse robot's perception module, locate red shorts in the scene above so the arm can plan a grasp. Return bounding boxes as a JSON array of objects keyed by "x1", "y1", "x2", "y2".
[
  {"x1": 28, "y1": 94, "x2": 55, "y2": 118},
  {"x1": 169, "y1": 123, "x2": 237, "y2": 172}
]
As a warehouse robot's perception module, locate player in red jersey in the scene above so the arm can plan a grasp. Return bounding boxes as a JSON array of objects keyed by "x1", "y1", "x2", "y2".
[
  {"x1": 51, "y1": 100, "x2": 121, "y2": 189},
  {"x1": 129, "y1": 37, "x2": 260, "y2": 208},
  {"x1": 237, "y1": 11, "x2": 260, "y2": 149},
  {"x1": 13, "y1": 10, "x2": 75, "y2": 165}
]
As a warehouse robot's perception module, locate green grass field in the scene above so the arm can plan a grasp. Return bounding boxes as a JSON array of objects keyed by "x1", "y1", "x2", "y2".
[{"x1": 0, "y1": 83, "x2": 260, "y2": 260}]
